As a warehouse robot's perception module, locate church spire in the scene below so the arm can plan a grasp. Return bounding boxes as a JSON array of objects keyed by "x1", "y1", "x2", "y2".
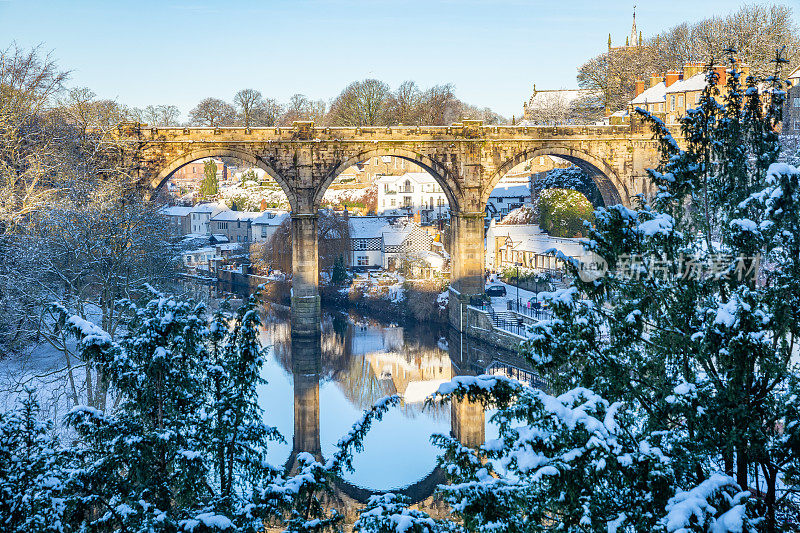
[{"x1": 630, "y1": 5, "x2": 638, "y2": 47}]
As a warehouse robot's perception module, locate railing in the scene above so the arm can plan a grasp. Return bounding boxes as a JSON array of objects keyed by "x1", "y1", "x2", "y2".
[
  {"x1": 471, "y1": 303, "x2": 529, "y2": 337},
  {"x1": 508, "y1": 300, "x2": 552, "y2": 320}
]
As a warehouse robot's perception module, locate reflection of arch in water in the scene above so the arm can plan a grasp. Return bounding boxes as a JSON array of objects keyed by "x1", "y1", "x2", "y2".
[{"x1": 283, "y1": 332, "x2": 482, "y2": 504}]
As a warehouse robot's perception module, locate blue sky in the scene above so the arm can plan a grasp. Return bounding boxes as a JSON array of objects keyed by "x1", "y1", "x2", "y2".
[{"x1": 1, "y1": 0, "x2": 796, "y2": 119}]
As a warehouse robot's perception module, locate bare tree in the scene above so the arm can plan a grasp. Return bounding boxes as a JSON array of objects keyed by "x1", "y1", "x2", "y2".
[
  {"x1": 417, "y1": 84, "x2": 459, "y2": 125},
  {"x1": 251, "y1": 97, "x2": 283, "y2": 126},
  {"x1": 578, "y1": 4, "x2": 800, "y2": 113},
  {"x1": 328, "y1": 79, "x2": 392, "y2": 126},
  {"x1": 387, "y1": 80, "x2": 422, "y2": 125},
  {"x1": 233, "y1": 88, "x2": 262, "y2": 128},
  {"x1": 280, "y1": 93, "x2": 326, "y2": 124},
  {"x1": 130, "y1": 104, "x2": 181, "y2": 126},
  {"x1": 189, "y1": 97, "x2": 236, "y2": 127}
]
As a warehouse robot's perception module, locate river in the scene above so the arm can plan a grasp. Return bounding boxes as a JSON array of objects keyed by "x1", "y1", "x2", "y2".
[{"x1": 185, "y1": 280, "x2": 538, "y2": 499}]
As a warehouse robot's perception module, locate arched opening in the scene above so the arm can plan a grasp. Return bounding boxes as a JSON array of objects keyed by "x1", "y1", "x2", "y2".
[
  {"x1": 151, "y1": 148, "x2": 297, "y2": 210},
  {"x1": 484, "y1": 147, "x2": 627, "y2": 208},
  {"x1": 153, "y1": 150, "x2": 293, "y2": 280},
  {"x1": 483, "y1": 149, "x2": 612, "y2": 310},
  {"x1": 315, "y1": 148, "x2": 460, "y2": 211},
  {"x1": 317, "y1": 152, "x2": 454, "y2": 289}
]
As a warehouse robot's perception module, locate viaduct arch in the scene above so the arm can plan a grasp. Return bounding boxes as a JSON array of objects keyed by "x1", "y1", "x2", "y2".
[{"x1": 118, "y1": 120, "x2": 666, "y2": 335}]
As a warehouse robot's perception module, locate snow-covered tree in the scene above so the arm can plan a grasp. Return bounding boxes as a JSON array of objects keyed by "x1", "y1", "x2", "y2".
[
  {"x1": 521, "y1": 53, "x2": 800, "y2": 531},
  {"x1": 0, "y1": 391, "x2": 70, "y2": 532}
]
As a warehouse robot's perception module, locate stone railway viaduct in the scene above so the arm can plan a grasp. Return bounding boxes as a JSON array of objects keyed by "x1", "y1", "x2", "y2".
[{"x1": 120, "y1": 120, "x2": 664, "y2": 335}]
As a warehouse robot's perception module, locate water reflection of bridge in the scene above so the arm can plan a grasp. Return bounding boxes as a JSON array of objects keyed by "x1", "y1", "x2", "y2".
[{"x1": 276, "y1": 315, "x2": 530, "y2": 505}]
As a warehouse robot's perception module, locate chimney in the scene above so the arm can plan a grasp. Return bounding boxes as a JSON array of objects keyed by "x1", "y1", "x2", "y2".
[
  {"x1": 665, "y1": 71, "x2": 681, "y2": 87},
  {"x1": 635, "y1": 78, "x2": 645, "y2": 96},
  {"x1": 683, "y1": 63, "x2": 700, "y2": 80},
  {"x1": 714, "y1": 66, "x2": 727, "y2": 86},
  {"x1": 649, "y1": 74, "x2": 664, "y2": 88}
]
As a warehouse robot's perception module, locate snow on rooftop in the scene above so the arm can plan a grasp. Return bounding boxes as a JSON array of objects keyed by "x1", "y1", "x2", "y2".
[
  {"x1": 211, "y1": 210, "x2": 261, "y2": 222},
  {"x1": 252, "y1": 210, "x2": 289, "y2": 225},
  {"x1": 630, "y1": 81, "x2": 666, "y2": 105},
  {"x1": 488, "y1": 184, "x2": 531, "y2": 198},
  {"x1": 191, "y1": 203, "x2": 228, "y2": 214},
  {"x1": 160, "y1": 206, "x2": 192, "y2": 216},
  {"x1": 666, "y1": 72, "x2": 707, "y2": 93},
  {"x1": 349, "y1": 217, "x2": 397, "y2": 239}
]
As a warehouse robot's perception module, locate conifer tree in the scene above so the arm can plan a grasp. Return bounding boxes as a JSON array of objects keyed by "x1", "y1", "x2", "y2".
[{"x1": 0, "y1": 392, "x2": 70, "y2": 533}]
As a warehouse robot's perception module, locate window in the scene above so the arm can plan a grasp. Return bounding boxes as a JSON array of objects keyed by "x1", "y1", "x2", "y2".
[
  {"x1": 357, "y1": 255, "x2": 369, "y2": 266},
  {"x1": 695, "y1": 93, "x2": 701, "y2": 104},
  {"x1": 390, "y1": 199, "x2": 396, "y2": 206},
  {"x1": 670, "y1": 95, "x2": 676, "y2": 111},
  {"x1": 678, "y1": 95, "x2": 684, "y2": 109},
  {"x1": 261, "y1": 226, "x2": 267, "y2": 237},
  {"x1": 794, "y1": 97, "x2": 800, "y2": 108}
]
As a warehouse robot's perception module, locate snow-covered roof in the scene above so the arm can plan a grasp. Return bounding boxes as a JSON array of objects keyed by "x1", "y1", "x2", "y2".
[
  {"x1": 630, "y1": 81, "x2": 666, "y2": 105},
  {"x1": 488, "y1": 184, "x2": 531, "y2": 199},
  {"x1": 215, "y1": 243, "x2": 242, "y2": 251},
  {"x1": 252, "y1": 210, "x2": 289, "y2": 226},
  {"x1": 382, "y1": 227, "x2": 414, "y2": 246},
  {"x1": 788, "y1": 65, "x2": 800, "y2": 80},
  {"x1": 349, "y1": 216, "x2": 397, "y2": 239},
  {"x1": 666, "y1": 73, "x2": 706, "y2": 93},
  {"x1": 488, "y1": 224, "x2": 587, "y2": 256},
  {"x1": 161, "y1": 206, "x2": 192, "y2": 217},
  {"x1": 210, "y1": 234, "x2": 229, "y2": 243},
  {"x1": 211, "y1": 211, "x2": 261, "y2": 222},
  {"x1": 191, "y1": 203, "x2": 228, "y2": 214},
  {"x1": 181, "y1": 247, "x2": 215, "y2": 256}
]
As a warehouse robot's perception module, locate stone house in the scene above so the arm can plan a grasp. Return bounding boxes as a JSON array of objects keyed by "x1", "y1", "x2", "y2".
[
  {"x1": 783, "y1": 66, "x2": 800, "y2": 134},
  {"x1": 337, "y1": 155, "x2": 425, "y2": 184},
  {"x1": 209, "y1": 211, "x2": 260, "y2": 244},
  {"x1": 485, "y1": 184, "x2": 531, "y2": 221},
  {"x1": 485, "y1": 222, "x2": 589, "y2": 273},
  {"x1": 628, "y1": 63, "x2": 751, "y2": 124},
  {"x1": 160, "y1": 206, "x2": 192, "y2": 236},
  {"x1": 190, "y1": 203, "x2": 228, "y2": 235},
  {"x1": 348, "y1": 216, "x2": 441, "y2": 271},
  {"x1": 251, "y1": 210, "x2": 290, "y2": 242}
]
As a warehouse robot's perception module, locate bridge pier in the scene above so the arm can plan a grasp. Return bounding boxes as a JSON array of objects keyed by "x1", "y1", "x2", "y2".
[
  {"x1": 448, "y1": 211, "x2": 486, "y2": 331},
  {"x1": 451, "y1": 396, "x2": 486, "y2": 448},
  {"x1": 291, "y1": 213, "x2": 321, "y2": 336},
  {"x1": 286, "y1": 334, "x2": 322, "y2": 473}
]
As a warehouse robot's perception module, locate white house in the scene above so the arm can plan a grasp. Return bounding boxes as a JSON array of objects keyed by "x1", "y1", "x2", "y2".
[
  {"x1": 375, "y1": 173, "x2": 449, "y2": 223},
  {"x1": 190, "y1": 203, "x2": 228, "y2": 235},
  {"x1": 251, "y1": 210, "x2": 290, "y2": 242},
  {"x1": 485, "y1": 221, "x2": 589, "y2": 272},
  {"x1": 485, "y1": 184, "x2": 531, "y2": 221}
]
